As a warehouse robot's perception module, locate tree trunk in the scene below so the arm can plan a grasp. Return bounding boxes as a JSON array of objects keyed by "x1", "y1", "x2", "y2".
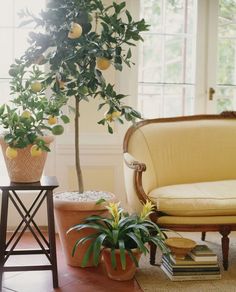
[{"x1": 75, "y1": 99, "x2": 84, "y2": 193}]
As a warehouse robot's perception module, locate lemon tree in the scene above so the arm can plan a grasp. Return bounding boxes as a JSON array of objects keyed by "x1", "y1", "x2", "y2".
[{"x1": 12, "y1": 0, "x2": 149, "y2": 192}]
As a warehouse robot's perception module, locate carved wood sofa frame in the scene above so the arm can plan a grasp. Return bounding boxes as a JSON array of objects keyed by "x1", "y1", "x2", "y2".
[{"x1": 123, "y1": 113, "x2": 236, "y2": 271}]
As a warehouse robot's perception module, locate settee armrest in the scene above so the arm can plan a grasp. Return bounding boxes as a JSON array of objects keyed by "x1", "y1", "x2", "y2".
[
  {"x1": 123, "y1": 152, "x2": 149, "y2": 205},
  {"x1": 124, "y1": 152, "x2": 146, "y2": 172}
]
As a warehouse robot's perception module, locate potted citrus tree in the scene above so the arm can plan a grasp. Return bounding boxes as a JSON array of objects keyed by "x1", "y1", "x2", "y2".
[
  {"x1": 0, "y1": 64, "x2": 68, "y2": 183},
  {"x1": 68, "y1": 201, "x2": 169, "y2": 281},
  {"x1": 12, "y1": 0, "x2": 149, "y2": 266}
]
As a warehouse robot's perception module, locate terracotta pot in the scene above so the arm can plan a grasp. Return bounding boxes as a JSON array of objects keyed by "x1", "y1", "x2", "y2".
[
  {"x1": 102, "y1": 248, "x2": 142, "y2": 281},
  {"x1": 54, "y1": 191, "x2": 116, "y2": 267},
  {"x1": 0, "y1": 136, "x2": 54, "y2": 183}
]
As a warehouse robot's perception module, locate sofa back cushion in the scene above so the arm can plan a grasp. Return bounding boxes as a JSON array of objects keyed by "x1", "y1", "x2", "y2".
[{"x1": 127, "y1": 119, "x2": 236, "y2": 193}]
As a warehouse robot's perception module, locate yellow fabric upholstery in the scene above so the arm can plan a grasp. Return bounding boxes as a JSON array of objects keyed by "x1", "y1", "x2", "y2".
[
  {"x1": 130, "y1": 120, "x2": 236, "y2": 188},
  {"x1": 149, "y1": 180, "x2": 236, "y2": 216},
  {"x1": 157, "y1": 215, "x2": 236, "y2": 225},
  {"x1": 124, "y1": 118, "x2": 236, "y2": 219}
]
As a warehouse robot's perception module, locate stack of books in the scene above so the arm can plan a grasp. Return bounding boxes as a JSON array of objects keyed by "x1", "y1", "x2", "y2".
[{"x1": 161, "y1": 244, "x2": 221, "y2": 281}]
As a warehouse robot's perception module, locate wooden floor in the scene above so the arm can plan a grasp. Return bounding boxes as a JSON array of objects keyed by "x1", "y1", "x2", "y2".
[{"x1": 2, "y1": 232, "x2": 142, "y2": 292}]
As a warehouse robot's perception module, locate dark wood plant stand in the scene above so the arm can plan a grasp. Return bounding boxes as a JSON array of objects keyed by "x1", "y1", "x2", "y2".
[{"x1": 0, "y1": 176, "x2": 59, "y2": 290}]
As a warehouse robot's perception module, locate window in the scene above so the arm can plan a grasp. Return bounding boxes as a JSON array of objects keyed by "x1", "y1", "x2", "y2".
[
  {"x1": 139, "y1": 0, "x2": 236, "y2": 118},
  {"x1": 139, "y1": 0, "x2": 197, "y2": 118}
]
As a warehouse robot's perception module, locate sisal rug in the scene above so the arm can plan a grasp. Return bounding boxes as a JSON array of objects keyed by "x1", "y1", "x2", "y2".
[{"x1": 135, "y1": 231, "x2": 236, "y2": 292}]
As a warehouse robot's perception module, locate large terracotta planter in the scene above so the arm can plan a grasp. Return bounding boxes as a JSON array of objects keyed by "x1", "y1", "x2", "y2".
[
  {"x1": 54, "y1": 191, "x2": 116, "y2": 267},
  {"x1": 0, "y1": 136, "x2": 54, "y2": 183},
  {"x1": 102, "y1": 248, "x2": 142, "y2": 281}
]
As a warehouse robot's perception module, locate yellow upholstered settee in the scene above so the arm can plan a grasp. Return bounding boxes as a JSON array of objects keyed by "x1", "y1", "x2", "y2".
[{"x1": 123, "y1": 113, "x2": 236, "y2": 270}]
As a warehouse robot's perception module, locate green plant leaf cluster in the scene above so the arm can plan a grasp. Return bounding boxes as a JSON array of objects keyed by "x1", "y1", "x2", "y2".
[
  {"x1": 67, "y1": 201, "x2": 169, "y2": 269},
  {"x1": 0, "y1": 64, "x2": 70, "y2": 150},
  {"x1": 17, "y1": 0, "x2": 149, "y2": 132}
]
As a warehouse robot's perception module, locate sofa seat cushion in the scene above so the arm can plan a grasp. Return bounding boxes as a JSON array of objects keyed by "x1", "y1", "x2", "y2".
[{"x1": 148, "y1": 180, "x2": 236, "y2": 216}]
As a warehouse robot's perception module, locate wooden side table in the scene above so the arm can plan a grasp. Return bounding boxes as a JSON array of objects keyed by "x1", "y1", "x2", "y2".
[{"x1": 0, "y1": 176, "x2": 59, "y2": 289}]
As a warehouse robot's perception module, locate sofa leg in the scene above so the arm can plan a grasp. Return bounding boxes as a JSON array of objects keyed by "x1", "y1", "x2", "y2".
[
  {"x1": 201, "y1": 232, "x2": 206, "y2": 241},
  {"x1": 149, "y1": 242, "x2": 157, "y2": 265},
  {"x1": 219, "y1": 227, "x2": 231, "y2": 271}
]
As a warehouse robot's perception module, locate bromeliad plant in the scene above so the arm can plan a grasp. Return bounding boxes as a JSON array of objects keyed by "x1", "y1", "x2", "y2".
[{"x1": 68, "y1": 201, "x2": 169, "y2": 269}]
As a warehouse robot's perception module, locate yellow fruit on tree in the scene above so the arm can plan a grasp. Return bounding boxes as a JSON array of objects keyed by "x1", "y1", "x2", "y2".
[
  {"x1": 96, "y1": 57, "x2": 111, "y2": 70},
  {"x1": 6, "y1": 147, "x2": 18, "y2": 159},
  {"x1": 52, "y1": 125, "x2": 64, "y2": 135},
  {"x1": 30, "y1": 145, "x2": 42, "y2": 157},
  {"x1": 105, "y1": 111, "x2": 121, "y2": 122},
  {"x1": 31, "y1": 81, "x2": 42, "y2": 93},
  {"x1": 68, "y1": 23, "x2": 83, "y2": 39},
  {"x1": 111, "y1": 111, "x2": 121, "y2": 119},
  {"x1": 21, "y1": 110, "x2": 31, "y2": 119},
  {"x1": 48, "y1": 115, "x2": 57, "y2": 125},
  {"x1": 105, "y1": 113, "x2": 113, "y2": 122}
]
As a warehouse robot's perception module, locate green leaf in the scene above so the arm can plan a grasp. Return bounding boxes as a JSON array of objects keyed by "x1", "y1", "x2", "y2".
[
  {"x1": 115, "y1": 46, "x2": 122, "y2": 56},
  {"x1": 4, "y1": 133, "x2": 14, "y2": 144},
  {"x1": 110, "y1": 248, "x2": 117, "y2": 269},
  {"x1": 95, "y1": 198, "x2": 106, "y2": 205},
  {"x1": 60, "y1": 115, "x2": 70, "y2": 124},
  {"x1": 125, "y1": 10, "x2": 132, "y2": 23},
  {"x1": 127, "y1": 249, "x2": 139, "y2": 267},
  {"x1": 119, "y1": 240, "x2": 126, "y2": 270},
  {"x1": 113, "y1": 1, "x2": 126, "y2": 14},
  {"x1": 93, "y1": 233, "x2": 107, "y2": 265},
  {"x1": 0, "y1": 105, "x2": 5, "y2": 116},
  {"x1": 82, "y1": 242, "x2": 95, "y2": 267},
  {"x1": 98, "y1": 119, "x2": 106, "y2": 125},
  {"x1": 112, "y1": 229, "x2": 119, "y2": 245},
  {"x1": 108, "y1": 124, "x2": 113, "y2": 134},
  {"x1": 98, "y1": 103, "x2": 106, "y2": 110},
  {"x1": 126, "y1": 232, "x2": 146, "y2": 253},
  {"x1": 126, "y1": 48, "x2": 132, "y2": 59}
]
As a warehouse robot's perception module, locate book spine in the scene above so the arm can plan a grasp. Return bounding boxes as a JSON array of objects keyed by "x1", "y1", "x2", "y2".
[
  {"x1": 161, "y1": 265, "x2": 221, "y2": 281},
  {"x1": 166, "y1": 255, "x2": 217, "y2": 266},
  {"x1": 189, "y1": 253, "x2": 217, "y2": 262},
  {"x1": 162, "y1": 257, "x2": 218, "y2": 269},
  {"x1": 162, "y1": 262, "x2": 220, "y2": 275}
]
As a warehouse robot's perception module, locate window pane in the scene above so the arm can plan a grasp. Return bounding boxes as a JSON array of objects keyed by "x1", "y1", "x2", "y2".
[
  {"x1": 138, "y1": 84, "x2": 194, "y2": 118},
  {"x1": 0, "y1": 80, "x2": 11, "y2": 103},
  {"x1": 217, "y1": 86, "x2": 236, "y2": 113},
  {"x1": 217, "y1": 39, "x2": 236, "y2": 85},
  {"x1": 139, "y1": 35, "x2": 163, "y2": 83},
  {"x1": 139, "y1": 0, "x2": 197, "y2": 118},
  {"x1": 165, "y1": 36, "x2": 184, "y2": 83},
  {"x1": 141, "y1": 0, "x2": 162, "y2": 33},
  {"x1": 216, "y1": 0, "x2": 236, "y2": 113},
  {"x1": 14, "y1": 28, "x2": 32, "y2": 59},
  {"x1": 0, "y1": 1, "x2": 14, "y2": 27},
  {"x1": 0, "y1": 28, "x2": 14, "y2": 78},
  {"x1": 218, "y1": 0, "x2": 236, "y2": 38}
]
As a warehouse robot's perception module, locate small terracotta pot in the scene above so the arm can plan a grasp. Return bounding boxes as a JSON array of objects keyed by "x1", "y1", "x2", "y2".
[
  {"x1": 0, "y1": 136, "x2": 54, "y2": 183},
  {"x1": 102, "y1": 248, "x2": 142, "y2": 281},
  {"x1": 54, "y1": 191, "x2": 116, "y2": 267}
]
